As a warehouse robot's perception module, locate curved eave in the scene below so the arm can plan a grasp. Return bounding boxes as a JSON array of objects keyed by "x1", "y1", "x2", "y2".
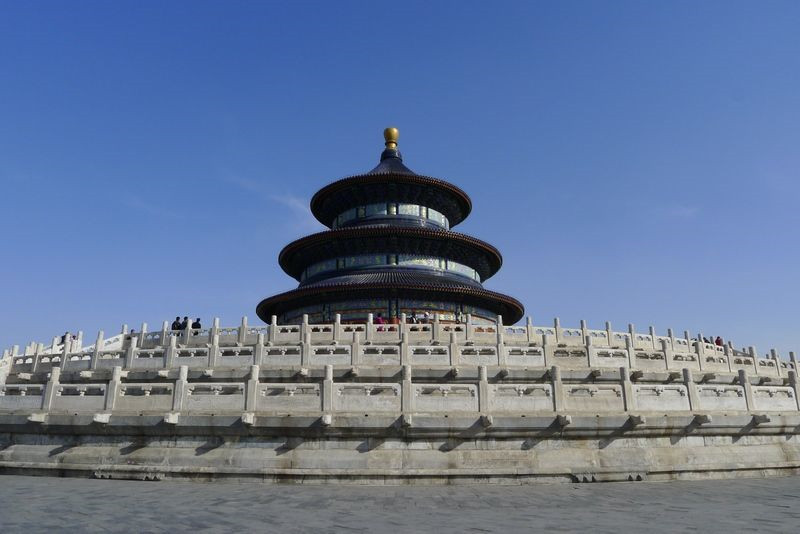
[
  {"x1": 278, "y1": 226, "x2": 503, "y2": 281},
  {"x1": 310, "y1": 173, "x2": 473, "y2": 228},
  {"x1": 256, "y1": 282, "x2": 524, "y2": 324}
]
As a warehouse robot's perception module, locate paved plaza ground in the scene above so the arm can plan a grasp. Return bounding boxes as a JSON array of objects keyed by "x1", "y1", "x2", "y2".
[{"x1": 1, "y1": 474, "x2": 799, "y2": 532}]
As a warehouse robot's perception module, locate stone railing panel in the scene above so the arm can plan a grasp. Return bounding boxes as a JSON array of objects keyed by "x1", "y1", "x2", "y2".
[
  {"x1": 458, "y1": 346, "x2": 498, "y2": 366},
  {"x1": 696, "y1": 385, "x2": 747, "y2": 411},
  {"x1": 257, "y1": 383, "x2": 321, "y2": 412},
  {"x1": 52, "y1": 385, "x2": 107, "y2": 412},
  {"x1": 360, "y1": 345, "x2": 401, "y2": 366},
  {"x1": 116, "y1": 384, "x2": 174, "y2": 413},
  {"x1": 273, "y1": 326, "x2": 301, "y2": 343},
  {"x1": 505, "y1": 346, "x2": 545, "y2": 367},
  {"x1": 752, "y1": 386, "x2": 797, "y2": 411},
  {"x1": 309, "y1": 346, "x2": 351, "y2": 365},
  {"x1": 592, "y1": 347, "x2": 629, "y2": 368},
  {"x1": 413, "y1": 384, "x2": 478, "y2": 412},
  {"x1": 549, "y1": 346, "x2": 589, "y2": 368},
  {"x1": 634, "y1": 384, "x2": 690, "y2": 411},
  {"x1": 0, "y1": 385, "x2": 44, "y2": 411},
  {"x1": 219, "y1": 347, "x2": 255, "y2": 367},
  {"x1": 563, "y1": 385, "x2": 624, "y2": 412},
  {"x1": 333, "y1": 383, "x2": 401, "y2": 412},
  {"x1": 633, "y1": 351, "x2": 668, "y2": 371},
  {"x1": 131, "y1": 349, "x2": 166, "y2": 369},
  {"x1": 308, "y1": 325, "x2": 334, "y2": 343},
  {"x1": 489, "y1": 384, "x2": 553, "y2": 413},
  {"x1": 755, "y1": 358, "x2": 780, "y2": 378},
  {"x1": 700, "y1": 355, "x2": 728, "y2": 371},
  {"x1": 185, "y1": 383, "x2": 245, "y2": 412},
  {"x1": 262, "y1": 346, "x2": 302, "y2": 366},
  {"x1": 409, "y1": 346, "x2": 450, "y2": 366}
]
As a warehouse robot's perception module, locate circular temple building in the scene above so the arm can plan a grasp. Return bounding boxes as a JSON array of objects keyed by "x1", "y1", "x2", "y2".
[{"x1": 256, "y1": 128, "x2": 524, "y2": 325}]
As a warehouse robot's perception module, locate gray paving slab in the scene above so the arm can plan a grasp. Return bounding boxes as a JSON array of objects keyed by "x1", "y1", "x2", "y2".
[{"x1": 1, "y1": 475, "x2": 799, "y2": 533}]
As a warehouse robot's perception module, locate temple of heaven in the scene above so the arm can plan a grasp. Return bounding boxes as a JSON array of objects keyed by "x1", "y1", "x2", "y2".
[{"x1": 256, "y1": 128, "x2": 524, "y2": 325}]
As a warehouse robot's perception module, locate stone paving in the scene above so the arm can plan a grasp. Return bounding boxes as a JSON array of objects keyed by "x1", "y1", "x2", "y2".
[{"x1": 1, "y1": 475, "x2": 799, "y2": 533}]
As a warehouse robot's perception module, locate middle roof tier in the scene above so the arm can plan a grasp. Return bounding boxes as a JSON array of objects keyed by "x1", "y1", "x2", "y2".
[{"x1": 278, "y1": 225, "x2": 503, "y2": 284}]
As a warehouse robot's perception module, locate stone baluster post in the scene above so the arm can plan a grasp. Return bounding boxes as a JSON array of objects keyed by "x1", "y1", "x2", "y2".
[
  {"x1": 628, "y1": 324, "x2": 636, "y2": 351},
  {"x1": 449, "y1": 332, "x2": 460, "y2": 366},
  {"x1": 625, "y1": 336, "x2": 635, "y2": 369},
  {"x1": 322, "y1": 364, "x2": 334, "y2": 414},
  {"x1": 42, "y1": 367, "x2": 62, "y2": 412},
  {"x1": 554, "y1": 317, "x2": 561, "y2": 343},
  {"x1": 91, "y1": 330, "x2": 104, "y2": 370},
  {"x1": 586, "y1": 334, "x2": 598, "y2": 368},
  {"x1": 159, "y1": 320, "x2": 169, "y2": 346},
  {"x1": 401, "y1": 364, "x2": 413, "y2": 413},
  {"x1": 620, "y1": 366, "x2": 636, "y2": 412},
  {"x1": 526, "y1": 316, "x2": 534, "y2": 343},
  {"x1": 787, "y1": 360, "x2": 800, "y2": 411},
  {"x1": 75, "y1": 331, "x2": 83, "y2": 352},
  {"x1": 124, "y1": 335, "x2": 138, "y2": 368},
  {"x1": 648, "y1": 326, "x2": 657, "y2": 350},
  {"x1": 352, "y1": 331, "x2": 363, "y2": 366},
  {"x1": 749, "y1": 346, "x2": 758, "y2": 376},
  {"x1": 724, "y1": 343, "x2": 733, "y2": 372},
  {"x1": 238, "y1": 316, "x2": 248, "y2": 345},
  {"x1": 400, "y1": 332, "x2": 411, "y2": 365},
  {"x1": 172, "y1": 365, "x2": 189, "y2": 412},
  {"x1": 31, "y1": 343, "x2": 42, "y2": 374},
  {"x1": 208, "y1": 334, "x2": 220, "y2": 367},
  {"x1": 61, "y1": 333, "x2": 70, "y2": 371},
  {"x1": 164, "y1": 335, "x2": 177, "y2": 368},
  {"x1": 301, "y1": 329, "x2": 311, "y2": 366},
  {"x1": 738, "y1": 369, "x2": 755, "y2": 411},
  {"x1": 496, "y1": 315, "x2": 506, "y2": 367},
  {"x1": 366, "y1": 313, "x2": 374, "y2": 342},
  {"x1": 693, "y1": 332, "x2": 704, "y2": 371},
  {"x1": 334, "y1": 313, "x2": 342, "y2": 343},
  {"x1": 245, "y1": 365, "x2": 260, "y2": 412},
  {"x1": 210, "y1": 317, "x2": 220, "y2": 343},
  {"x1": 683, "y1": 368, "x2": 699, "y2": 411},
  {"x1": 269, "y1": 315, "x2": 277, "y2": 343},
  {"x1": 105, "y1": 366, "x2": 122, "y2": 411},
  {"x1": 433, "y1": 313, "x2": 441, "y2": 342},
  {"x1": 182, "y1": 320, "x2": 191, "y2": 345},
  {"x1": 138, "y1": 323, "x2": 147, "y2": 344},
  {"x1": 771, "y1": 349, "x2": 782, "y2": 378},
  {"x1": 661, "y1": 339, "x2": 673, "y2": 371},
  {"x1": 550, "y1": 366, "x2": 564, "y2": 412},
  {"x1": 465, "y1": 314, "x2": 472, "y2": 342},
  {"x1": 605, "y1": 321, "x2": 613, "y2": 346},
  {"x1": 254, "y1": 333, "x2": 265, "y2": 366},
  {"x1": 478, "y1": 365, "x2": 489, "y2": 413}
]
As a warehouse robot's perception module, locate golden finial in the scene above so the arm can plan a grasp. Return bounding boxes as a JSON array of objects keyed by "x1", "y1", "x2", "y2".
[{"x1": 383, "y1": 127, "x2": 399, "y2": 149}]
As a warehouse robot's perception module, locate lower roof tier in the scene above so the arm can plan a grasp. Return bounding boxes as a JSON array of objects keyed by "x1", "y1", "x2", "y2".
[{"x1": 256, "y1": 270, "x2": 525, "y2": 324}]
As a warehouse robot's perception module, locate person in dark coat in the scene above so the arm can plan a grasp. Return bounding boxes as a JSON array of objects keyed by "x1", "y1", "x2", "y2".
[
  {"x1": 171, "y1": 317, "x2": 181, "y2": 331},
  {"x1": 180, "y1": 317, "x2": 189, "y2": 330}
]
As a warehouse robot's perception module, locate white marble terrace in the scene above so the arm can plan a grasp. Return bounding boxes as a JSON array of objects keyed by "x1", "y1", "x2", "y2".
[{"x1": 1, "y1": 314, "x2": 798, "y2": 422}]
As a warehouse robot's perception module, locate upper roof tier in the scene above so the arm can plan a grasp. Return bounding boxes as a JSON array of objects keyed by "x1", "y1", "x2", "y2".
[{"x1": 310, "y1": 128, "x2": 473, "y2": 229}]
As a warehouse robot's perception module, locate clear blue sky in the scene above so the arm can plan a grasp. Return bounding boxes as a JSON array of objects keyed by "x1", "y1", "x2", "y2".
[{"x1": 1, "y1": 1, "x2": 799, "y2": 355}]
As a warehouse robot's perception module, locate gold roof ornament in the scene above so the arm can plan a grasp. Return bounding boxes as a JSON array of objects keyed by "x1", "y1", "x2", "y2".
[{"x1": 383, "y1": 127, "x2": 399, "y2": 149}]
